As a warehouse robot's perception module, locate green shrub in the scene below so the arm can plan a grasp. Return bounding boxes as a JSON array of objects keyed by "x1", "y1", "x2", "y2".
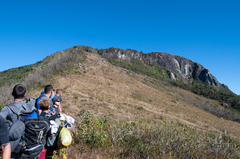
[
  {"x1": 73, "y1": 110, "x2": 240, "y2": 158},
  {"x1": 0, "y1": 61, "x2": 41, "y2": 88},
  {"x1": 170, "y1": 80, "x2": 240, "y2": 111},
  {"x1": 0, "y1": 103, "x2": 4, "y2": 111},
  {"x1": 107, "y1": 58, "x2": 169, "y2": 81}
]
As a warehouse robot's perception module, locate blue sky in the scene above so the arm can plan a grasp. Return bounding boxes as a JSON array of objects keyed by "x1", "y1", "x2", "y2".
[{"x1": 0, "y1": 0, "x2": 240, "y2": 95}]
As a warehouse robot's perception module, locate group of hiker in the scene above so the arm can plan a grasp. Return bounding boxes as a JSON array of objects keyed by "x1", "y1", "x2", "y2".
[{"x1": 0, "y1": 84, "x2": 73, "y2": 159}]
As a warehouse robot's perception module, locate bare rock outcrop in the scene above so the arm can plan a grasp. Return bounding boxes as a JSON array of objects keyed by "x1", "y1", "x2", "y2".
[{"x1": 100, "y1": 48, "x2": 221, "y2": 87}]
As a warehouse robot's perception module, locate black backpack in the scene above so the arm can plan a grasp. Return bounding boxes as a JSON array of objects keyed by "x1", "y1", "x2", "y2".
[
  {"x1": 35, "y1": 111, "x2": 62, "y2": 150},
  {"x1": 19, "y1": 117, "x2": 50, "y2": 159},
  {"x1": 1, "y1": 102, "x2": 50, "y2": 158}
]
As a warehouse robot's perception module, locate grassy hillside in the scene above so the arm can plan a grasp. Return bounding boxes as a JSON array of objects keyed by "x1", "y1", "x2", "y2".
[
  {"x1": 1, "y1": 46, "x2": 240, "y2": 158},
  {"x1": 26, "y1": 53, "x2": 240, "y2": 158},
  {"x1": 105, "y1": 57, "x2": 240, "y2": 123},
  {"x1": 1, "y1": 45, "x2": 239, "y2": 111},
  {"x1": 0, "y1": 46, "x2": 88, "y2": 104},
  {"x1": 99, "y1": 48, "x2": 240, "y2": 112},
  {"x1": 0, "y1": 61, "x2": 42, "y2": 87}
]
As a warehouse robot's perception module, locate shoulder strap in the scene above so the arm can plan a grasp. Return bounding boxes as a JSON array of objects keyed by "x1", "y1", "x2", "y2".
[
  {"x1": 6, "y1": 103, "x2": 22, "y2": 119},
  {"x1": 7, "y1": 102, "x2": 36, "y2": 121}
]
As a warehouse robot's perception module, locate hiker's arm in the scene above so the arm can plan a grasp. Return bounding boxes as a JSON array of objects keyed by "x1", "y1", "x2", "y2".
[
  {"x1": 58, "y1": 103, "x2": 62, "y2": 113},
  {"x1": 1, "y1": 142, "x2": 11, "y2": 159},
  {"x1": 0, "y1": 116, "x2": 11, "y2": 159},
  {"x1": 54, "y1": 102, "x2": 62, "y2": 113}
]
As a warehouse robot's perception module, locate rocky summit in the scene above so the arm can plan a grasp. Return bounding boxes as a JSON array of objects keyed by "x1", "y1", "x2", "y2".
[{"x1": 100, "y1": 48, "x2": 220, "y2": 87}]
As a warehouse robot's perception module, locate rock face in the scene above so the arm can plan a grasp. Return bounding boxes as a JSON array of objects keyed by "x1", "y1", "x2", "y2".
[{"x1": 100, "y1": 49, "x2": 221, "y2": 87}]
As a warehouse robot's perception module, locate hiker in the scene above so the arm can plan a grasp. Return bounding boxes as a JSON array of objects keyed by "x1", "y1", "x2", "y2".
[
  {"x1": 41, "y1": 89, "x2": 56, "y2": 101},
  {"x1": 0, "y1": 116, "x2": 11, "y2": 159},
  {"x1": 0, "y1": 84, "x2": 36, "y2": 119},
  {"x1": 0, "y1": 84, "x2": 36, "y2": 158},
  {"x1": 52, "y1": 89, "x2": 62, "y2": 113},
  {"x1": 39, "y1": 98, "x2": 60, "y2": 124},
  {"x1": 36, "y1": 84, "x2": 54, "y2": 113},
  {"x1": 52, "y1": 89, "x2": 62, "y2": 104},
  {"x1": 37, "y1": 98, "x2": 59, "y2": 159}
]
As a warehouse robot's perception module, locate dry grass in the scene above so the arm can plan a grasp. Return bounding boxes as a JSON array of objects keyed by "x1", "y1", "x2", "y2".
[
  {"x1": 27, "y1": 53, "x2": 240, "y2": 158},
  {"x1": 71, "y1": 110, "x2": 239, "y2": 158}
]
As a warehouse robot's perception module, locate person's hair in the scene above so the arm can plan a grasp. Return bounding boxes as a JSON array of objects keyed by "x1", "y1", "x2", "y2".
[
  {"x1": 44, "y1": 85, "x2": 53, "y2": 94},
  {"x1": 12, "y1": 84, "x2": 26, "y2": 99},
  {"x1": 39, "y1": 98, "x2": 50, "y2": 110},
  {"x1": 56, "y1": 89, "x2": 62, "y2": 94}
]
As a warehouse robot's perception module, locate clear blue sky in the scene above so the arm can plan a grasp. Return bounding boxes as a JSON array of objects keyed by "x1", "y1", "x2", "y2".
[{"x1": 0, "y1": 0, "x2": 240, "y2": 95}]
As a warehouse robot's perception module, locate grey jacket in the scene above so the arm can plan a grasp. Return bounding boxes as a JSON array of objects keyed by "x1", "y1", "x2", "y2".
[{"x1": 0, "y1": 101, "x2": 36, "y2": 121}]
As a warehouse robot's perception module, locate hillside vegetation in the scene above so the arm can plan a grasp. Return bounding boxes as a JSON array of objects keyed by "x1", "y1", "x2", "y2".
[
  {"x1": 0, "y1": 61, "x2": 41, "y2": 88},
  {"x1": 0, "y1": 46, "x2": 87, "y2": 103},
  {"x1": 1, "y1": 46, "x2": 240, "y2": 158},
  {"x1": 98, "y1": 48, "x2": 240, "y2": 111},
  {"x1": 25, "y1": 51, "x2": 240, "y2": 158},
  {"x1": 106, "y1": 57, "x2": 240, "y2": 123}
]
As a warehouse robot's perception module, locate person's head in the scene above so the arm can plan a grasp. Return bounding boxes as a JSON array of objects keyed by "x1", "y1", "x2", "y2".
[
  {"x1": 39, "y1": 98, "x2": 50, "y2": 111},
  {"x1": 12, "y1": 84, "x2": 26, "y2": 99},
  {"x1": 44, "y1": 85, "x2": 54, "y2": 96},
  {"x1": 56, "y1": 89, "x2": 62, "y2": 96}
]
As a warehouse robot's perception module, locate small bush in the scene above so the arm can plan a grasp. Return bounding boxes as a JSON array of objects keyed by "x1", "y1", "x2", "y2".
[
  {"x1": 73, "y1": 110, "x2": 240, "y2": 158},
  {"x1": 0, "y1": 103, "x2": 4, "y2": 111}
]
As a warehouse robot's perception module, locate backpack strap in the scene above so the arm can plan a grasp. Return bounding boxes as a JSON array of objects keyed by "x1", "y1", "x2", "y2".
[
  {"x1": 7, "y1": 102, "x2": 36, "y2": 121},
  {"x1": 6, "y1": 103, "x2": 22, "y2": 119}
]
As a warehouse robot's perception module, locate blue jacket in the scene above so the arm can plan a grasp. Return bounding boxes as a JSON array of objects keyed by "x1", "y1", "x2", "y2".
[{"x1": 36, "y1": 94, "x2": 53, "y2": 111}]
